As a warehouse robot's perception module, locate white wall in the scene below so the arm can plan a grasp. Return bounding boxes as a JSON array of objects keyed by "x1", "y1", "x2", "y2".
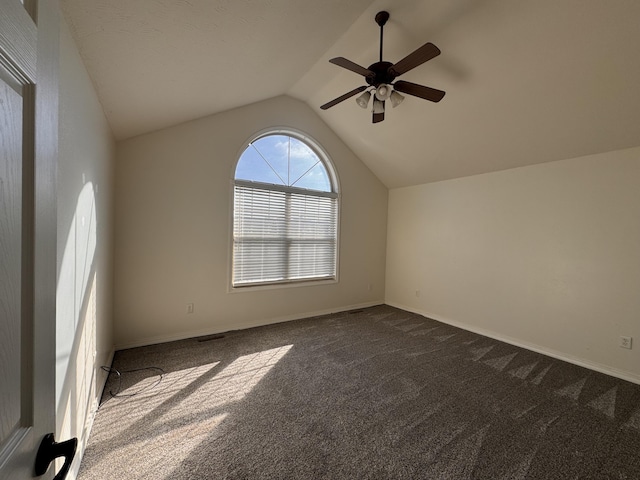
[
  {"x1": 114, "y1": 95, "x2": 388, "y2": 348},
  {"x1": 57, "y1": 16, "x2": 115, "y2": 473},
  {"x1": 386, "y1": 147, "x2": 640, "y2": 383}
]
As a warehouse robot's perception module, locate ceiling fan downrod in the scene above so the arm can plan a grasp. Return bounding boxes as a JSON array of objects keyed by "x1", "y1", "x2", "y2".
[{"x1": 375, "y1": 11, "x2": 389, "y2": 63}]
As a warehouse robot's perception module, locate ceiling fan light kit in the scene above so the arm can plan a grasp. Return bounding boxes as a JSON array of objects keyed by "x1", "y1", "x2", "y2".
[{"x1": 320, "y1": 10, "x2": 446, "y2": 123}]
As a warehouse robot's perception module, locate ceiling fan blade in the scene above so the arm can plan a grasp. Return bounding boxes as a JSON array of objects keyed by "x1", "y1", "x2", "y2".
[
  {"x1": 329, "y1": 57, "x2": 375, "y2": 77},
  {"x1": 372, "y1": 100, "x2": 385, "y2": 123},
  {"x1": 320, "y1": 86, "x2": 368, "y2": 110},
  {"x1": 394, "y1": 80, "x2": 446, "y2": 102},
  {"x1": 389, "y1": 42, "x2": 441, "y2": 77}
]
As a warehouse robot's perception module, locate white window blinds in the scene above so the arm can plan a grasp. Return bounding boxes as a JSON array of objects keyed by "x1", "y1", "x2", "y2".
[{"x1": 233, "y1": 182, "x2": 338, "y2": 287}]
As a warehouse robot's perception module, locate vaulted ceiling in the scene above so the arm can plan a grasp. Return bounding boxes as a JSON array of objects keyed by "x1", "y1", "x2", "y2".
[{"x1": 61, "y1": 0, "x2": 640, "y2": 188}]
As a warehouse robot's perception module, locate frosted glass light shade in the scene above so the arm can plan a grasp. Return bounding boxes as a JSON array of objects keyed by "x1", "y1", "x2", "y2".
[
  {"x1": 372, "y1": 98, "x2": 385, "y2": 114},
  {"x1": 375, "y1": 84, "x2": 391, "y2": 101},
  {"x1": 390, "y1": 90, "x2": 405, "y2": 108},
  {"x1": 355, "y1": 91, "x2": 371, "y2": 109}
]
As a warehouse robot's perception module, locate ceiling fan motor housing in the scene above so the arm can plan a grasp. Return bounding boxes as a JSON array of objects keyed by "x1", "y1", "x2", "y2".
[{"x1": 365, "y1": 61, "x2": 396, "y2": 87}]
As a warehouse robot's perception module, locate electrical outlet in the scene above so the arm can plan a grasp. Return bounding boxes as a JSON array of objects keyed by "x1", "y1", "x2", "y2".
[
  {"x1": 367, "y1": 283, "x2": 372, "y2": 292},
  {"x1": 187, "y1": 303, "x2": 194, "y2": 314},
  {"x1": 415, "y1": 290, "x2": 420, "y2": 297},
  {"x1": 620, "y1": 336, "x2": 632, "y2": 349}
]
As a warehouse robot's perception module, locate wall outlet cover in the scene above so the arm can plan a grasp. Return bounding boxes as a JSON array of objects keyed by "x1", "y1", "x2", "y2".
[{"x1": 620, "y1": 336, "x2": 632, "y2": 349}]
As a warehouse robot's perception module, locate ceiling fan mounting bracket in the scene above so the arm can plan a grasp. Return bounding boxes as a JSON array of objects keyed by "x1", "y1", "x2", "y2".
[{"x1": 375, "y1": 11, "x2": 389, "y2": 27}]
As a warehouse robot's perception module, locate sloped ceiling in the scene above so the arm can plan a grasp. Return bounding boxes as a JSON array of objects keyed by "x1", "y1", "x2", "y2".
[{"x1": 61, "y1": 0, "x2": 640, "y2": 188}]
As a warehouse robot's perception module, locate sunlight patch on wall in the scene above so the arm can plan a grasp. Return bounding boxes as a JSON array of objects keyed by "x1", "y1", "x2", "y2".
[
  {"x1": 56, "y1": 179, "x2": 100, "y2": 469},
  {"x1": 56, "y1": 181, "x2": 97, "y2": 406}
]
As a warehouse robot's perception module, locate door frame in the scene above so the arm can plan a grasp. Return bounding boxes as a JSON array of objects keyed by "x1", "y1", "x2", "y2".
[
  {"x1": 0, "y1": 0, "x2": 58, "y2": 478},
  {"x1": 32, "y1": 0, "x2": 59, "y2": 466}
]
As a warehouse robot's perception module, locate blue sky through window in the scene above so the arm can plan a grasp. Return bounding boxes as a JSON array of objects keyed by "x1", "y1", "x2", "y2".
[{"x1": 235, "y1": 135, "x2": 331, "y2": 192}]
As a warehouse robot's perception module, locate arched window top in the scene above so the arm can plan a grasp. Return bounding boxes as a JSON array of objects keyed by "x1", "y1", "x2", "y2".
[{"x1": 235, "y1": 132, "x2": 336, "y2": 193}]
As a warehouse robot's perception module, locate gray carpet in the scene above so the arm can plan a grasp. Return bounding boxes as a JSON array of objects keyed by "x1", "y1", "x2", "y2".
[{"x1": 79, "y1": 305, "x2": 640, "y2": 479}]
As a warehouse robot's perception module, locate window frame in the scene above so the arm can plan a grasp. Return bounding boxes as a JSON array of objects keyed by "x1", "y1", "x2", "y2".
[{"x1": 228, "y1": 128, "x2": 341, "y2": 292}]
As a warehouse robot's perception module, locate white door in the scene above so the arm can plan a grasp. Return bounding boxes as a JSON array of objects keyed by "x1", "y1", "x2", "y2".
[{"x1": 0, "y1": 1, "x2": 60, "y2": 479}]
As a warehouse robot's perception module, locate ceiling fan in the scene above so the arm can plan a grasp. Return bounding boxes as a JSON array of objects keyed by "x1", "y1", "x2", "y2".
[{"x1": 320, "y1": 10, "x2": 446, "y2": 123}]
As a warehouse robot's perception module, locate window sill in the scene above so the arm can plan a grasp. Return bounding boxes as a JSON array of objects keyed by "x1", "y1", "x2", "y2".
[{"x1": 228, "y1": 277, "x2": 338, "y2": 293}]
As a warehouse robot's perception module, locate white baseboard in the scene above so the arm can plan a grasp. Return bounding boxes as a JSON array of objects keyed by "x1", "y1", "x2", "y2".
[
  {"x1": 114, "y1": 301, "x2": 383, "y2": 350},
  {"x1": 68, "y1": 347, "x2": 116, "y2": 480},
  {"x1": 386, "y1": 301, "x2": 640, "y2": 386}
]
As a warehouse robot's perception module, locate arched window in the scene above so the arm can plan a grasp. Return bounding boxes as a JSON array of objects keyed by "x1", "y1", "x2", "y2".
[{"x1": 232, "y1": 131, "x2": 339, "y2": 287}]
